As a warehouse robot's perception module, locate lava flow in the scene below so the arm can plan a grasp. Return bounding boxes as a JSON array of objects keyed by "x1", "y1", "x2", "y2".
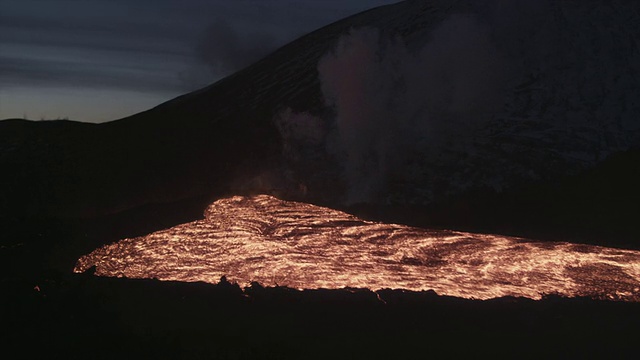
[{"x1": 75, "y1": 195, "x2": 640, "y2": 301}]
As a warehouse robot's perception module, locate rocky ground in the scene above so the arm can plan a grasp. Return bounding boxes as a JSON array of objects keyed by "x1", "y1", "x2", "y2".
[
  {"x1": 4, "y1": 270, "x2": 640, "y2": 359},
  {"x1": 2, "y1": 210, "x2": 640, "y2": 359}
]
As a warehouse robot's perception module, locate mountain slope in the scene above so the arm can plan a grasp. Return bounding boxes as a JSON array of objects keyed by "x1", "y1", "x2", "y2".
[{"x1": 1, "y1": 0, "x2": 639, "y2": 246}]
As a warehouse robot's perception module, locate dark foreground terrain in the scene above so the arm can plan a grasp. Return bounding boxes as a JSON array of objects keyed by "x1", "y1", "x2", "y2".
[
  {"x1": 2, "y1": 210, "x2": 640, "y2": 360},
  {"x1": 4, "y1": 271, "x2": 640, "y2": 359}
]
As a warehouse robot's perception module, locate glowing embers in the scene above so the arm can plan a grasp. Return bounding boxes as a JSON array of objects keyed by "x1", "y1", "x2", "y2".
[{"x1": 75, "y1": 195, "x2": 640, "y2": 301}]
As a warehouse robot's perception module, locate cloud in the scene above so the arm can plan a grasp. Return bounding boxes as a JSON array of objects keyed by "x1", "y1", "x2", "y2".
[
  {"x1": 194, "y1": 19, "x2": 277, "y2": 77},
  {"x1": 1, "y1": 0, "x2": 402, "y2": 121},
  {"x1": 0, "y1": 55, "x2": 185, "y2": 94},
  {"x1": 1, "y1": 0, "x2": 400, "y2": 96}
]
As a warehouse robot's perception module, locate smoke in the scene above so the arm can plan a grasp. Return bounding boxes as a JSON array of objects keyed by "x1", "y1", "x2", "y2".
[
  {"x1": 315, "y1": 15, "x2": 509, "y2": 204},
  {"x1": 178, "y1": 19, "x2": 279, "y2": 90},
  {"x1": 275, "y1": 108, "x2": 326, "y2": 162},
  {"x1": 196, "y1": 19, "x2": 276, "y2": 75},
  {"x1": 317, "y1": 28, "x2": 408, "y2": 203}
]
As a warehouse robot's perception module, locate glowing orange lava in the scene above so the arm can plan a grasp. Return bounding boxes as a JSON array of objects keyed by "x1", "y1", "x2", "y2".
[{"x1": 75, "y1": 195, "x2": 640, "y2": 301}]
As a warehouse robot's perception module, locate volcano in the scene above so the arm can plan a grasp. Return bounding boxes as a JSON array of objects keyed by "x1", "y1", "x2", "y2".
[
  {"x1": 3, "y1": 0, "x2": 640, "y2": 358},
  {"x1": 2, "y1": 0, "x2": 640, "y2": 248}
]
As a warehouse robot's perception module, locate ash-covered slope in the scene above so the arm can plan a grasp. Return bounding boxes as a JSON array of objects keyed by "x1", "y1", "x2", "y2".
[
  {"x1": 0, "y1": 0, "x2": 418, "y2": 218},
  {"x1": 270, "y1": 0, "x2": 640, "y2": 207},
  {"x1": 1, "y1": 0, "x2": 639, "y2": 245}
]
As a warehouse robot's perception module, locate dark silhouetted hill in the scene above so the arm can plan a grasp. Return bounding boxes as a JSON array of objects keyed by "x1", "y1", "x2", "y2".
[{"x1": 2, "y1": 0, "x2": 640, "y2": 250}]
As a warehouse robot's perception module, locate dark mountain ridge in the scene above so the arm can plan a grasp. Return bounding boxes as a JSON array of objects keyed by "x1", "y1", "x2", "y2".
[{"x1": 2, "y1": 0, "x2": 640, "y2": 249}]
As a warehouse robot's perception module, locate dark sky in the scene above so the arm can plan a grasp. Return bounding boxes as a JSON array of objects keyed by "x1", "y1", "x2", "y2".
[{"x1": 0, "y1": 0, "x2": 399, "y2": 122}]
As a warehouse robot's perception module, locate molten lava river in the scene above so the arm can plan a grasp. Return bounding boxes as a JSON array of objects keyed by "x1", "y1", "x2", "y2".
[{"x1": 75, "y1": 195, "x2": 640, "y2": 301}]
